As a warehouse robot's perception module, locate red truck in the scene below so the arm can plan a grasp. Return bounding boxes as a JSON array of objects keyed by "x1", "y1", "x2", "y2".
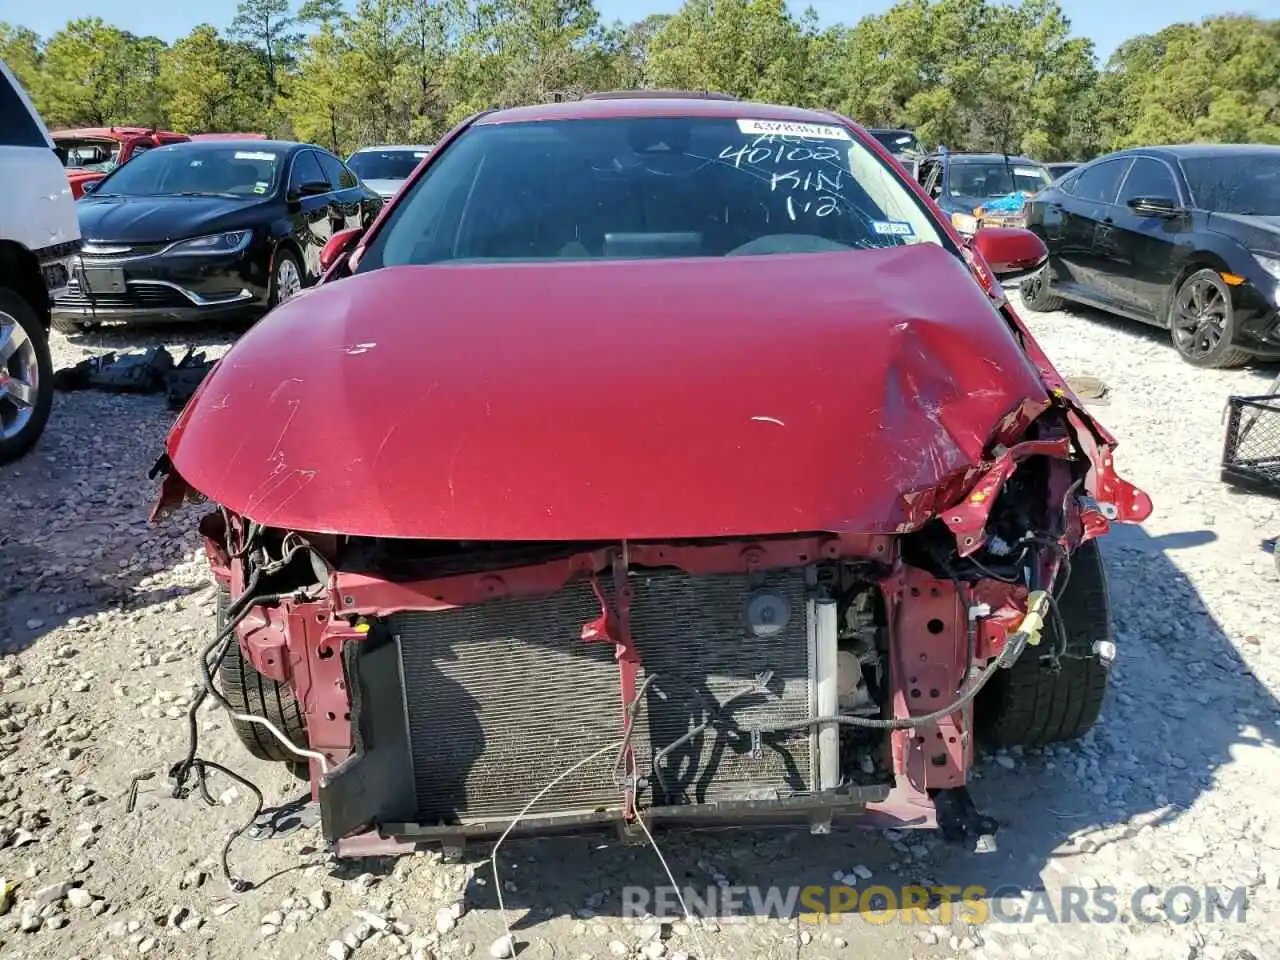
[{"x1": 51, "y1": 126, "x2": 191, "y2": 198}]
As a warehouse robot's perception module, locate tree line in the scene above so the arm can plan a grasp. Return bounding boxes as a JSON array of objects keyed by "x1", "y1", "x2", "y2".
[{"x1": 2, "y1": 0, "x2": 1278, "y2": 162}]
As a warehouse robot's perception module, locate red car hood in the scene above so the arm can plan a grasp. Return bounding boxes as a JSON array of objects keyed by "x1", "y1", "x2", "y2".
[{"x1": 167, "y1": 245, "x2": 1053, "y2": 540}]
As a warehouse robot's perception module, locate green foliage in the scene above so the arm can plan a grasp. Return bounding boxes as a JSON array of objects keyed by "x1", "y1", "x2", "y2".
[{"x1": 4, "y1": 1, "x2": 1278, "y2": 161}]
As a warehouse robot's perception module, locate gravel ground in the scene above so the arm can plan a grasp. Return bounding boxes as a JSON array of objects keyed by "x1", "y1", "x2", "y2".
[{"x1": 2, "y1": 299, "x2": 1280, "y2": 960}]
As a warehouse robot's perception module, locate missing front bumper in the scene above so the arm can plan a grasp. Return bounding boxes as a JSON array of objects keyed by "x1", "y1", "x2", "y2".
[{"x1": 318, "y1": 567, "x2": 893, "y2": 846}]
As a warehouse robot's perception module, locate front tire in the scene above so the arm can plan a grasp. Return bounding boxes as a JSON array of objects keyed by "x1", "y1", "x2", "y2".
[
  {"x1": 977, "y1": 539, "x2": 1112, "y2": 747},
  {"x1": 1018, "y1": 265, "x2": 1064, "y2": 312},
  {"x1": 1169, "y1": 268, "x2": 1251, "y2": 369},
  {"x1": 0, "y1": 288, "x2": 55, "y2": 465},
  {"x1": 268, "y1": 249, "x2": 303, "y2": 308},
  {"x1": 215, "y1": 588, "x2": 310, "y2": 763}
]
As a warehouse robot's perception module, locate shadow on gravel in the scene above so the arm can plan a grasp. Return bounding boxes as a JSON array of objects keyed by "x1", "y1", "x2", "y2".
[
  {"x1": 345, "y1": 523, "x2": 1277, "y2": 935},
  {"x1": 59, "y1": 316, "x2": 256, "y2": 352},
  {"x1": 0, "y1": 393, "x2": 200, "y2": 654},
  {"x1": 1047, "y1": 301, "x2": 1280, "y2": 377}
]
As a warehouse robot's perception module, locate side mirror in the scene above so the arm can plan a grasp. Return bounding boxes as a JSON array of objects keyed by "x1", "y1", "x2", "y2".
[
  {"x1": 970, "y1": 226, "x2": 1047, "y2": 282},
  {"x1": 1127, "y1": 196, "x2": 1182, "y2": 218},
  {"x1": 320, "y1": 227, "x2": 363, "y2": 273},
  {"x1": 290, "y1": 179, "x2": 331, "y2": 201}
]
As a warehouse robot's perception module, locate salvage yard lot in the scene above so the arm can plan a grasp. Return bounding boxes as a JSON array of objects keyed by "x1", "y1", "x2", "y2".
[{"x1": 1, "y1": 296, "x2": 1279, "y2": 960}]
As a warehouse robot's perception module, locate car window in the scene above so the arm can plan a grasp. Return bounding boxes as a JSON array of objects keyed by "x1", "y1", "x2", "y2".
[
  {"x1": 0, "y1": 67, "x2": 47, "y2": 148},
  {"x1": 289, "y1": 150, "x2": 326, "y2": 192},
  {"x1": 869, "y1": 130, "x2": 921, "y2": 155},
  {"x1": 1179, "y1": 153, "x2": 1280, "y2": 216},
  {"x1": 348, "y1": 149, "x2": 429, "y2": 182},
  {"x1": 316, "y1": 151, "x2": 357, "y2": 190},
  {"x1": 947, "y1": 161, "x2": 1051, "y2": 199},
  {"x1": 1118, "y1": 158, "x2": 1179, "y2": 205},
  {"x1": 57, "y1": 139, "x2": 120, "y2": 171},
  {"x1": 357, "y1": 116, "x2": 947, "y2": 269},
  {"x1": 1074, "y1": 159, "x2": 1133, "y2": 205},
  {"x1": 920, "y1": 161, "x2": 942, "y2": 199},
  {"x1": 90, "y1": 144, "x2": 284, "y2": 198}
]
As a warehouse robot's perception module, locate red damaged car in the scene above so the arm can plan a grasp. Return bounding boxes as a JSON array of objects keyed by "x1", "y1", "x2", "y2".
[{"x1": 151, "y1": 93, "x2": 1151, "y2": 858}]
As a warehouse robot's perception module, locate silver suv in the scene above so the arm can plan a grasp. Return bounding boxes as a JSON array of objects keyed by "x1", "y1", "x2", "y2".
[{"x1": 0, "y1": 60, "x2": 80, "y2": 463}]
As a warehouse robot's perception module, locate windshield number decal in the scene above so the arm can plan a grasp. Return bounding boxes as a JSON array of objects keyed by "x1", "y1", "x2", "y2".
[
  {"x1": 736, "y1": 119, "x2": 851, "y2": 141},
  {"x1": 872, "y1": 220, "x2": 915, "y2": 237},
  {"x1": 235, "y1": 151, "x2": 277, "y2": 161}
]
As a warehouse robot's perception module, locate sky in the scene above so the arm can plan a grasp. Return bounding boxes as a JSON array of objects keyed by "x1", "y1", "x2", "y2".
[{"x1": 8, "y1": 0, "x2": 1269, "y2": 63}]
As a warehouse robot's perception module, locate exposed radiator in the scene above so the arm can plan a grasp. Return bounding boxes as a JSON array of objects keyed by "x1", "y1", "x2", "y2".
[{"x1": 391, "y1": 567, "x2": 814, "y2": 824}]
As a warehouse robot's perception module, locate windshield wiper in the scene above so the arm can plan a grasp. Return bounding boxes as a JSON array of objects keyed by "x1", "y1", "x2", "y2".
[{"x1": 173, "y1": 191, "x2": 244, "y2": 199}]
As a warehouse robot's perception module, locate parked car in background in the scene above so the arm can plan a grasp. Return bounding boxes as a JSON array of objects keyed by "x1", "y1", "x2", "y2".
[
  {"x1": 1020, "y1": 145, "x2": 1280, "y2": 369},
  {"x1": 864, "y1": 127, "x2": 923, "y2": 179},
  {"x1": 152, "y1": 93, "x2": 1152, "y2": 857},
  {"x1": 919, "y1": 152, "x2": 1053, "y2": 233},
  {"x1": 346, "y1": 144, "x2": 434, "y2": 200},
  {"x1": 0, "y1": 60, "x2": 80, "y2": 462},
  {"x1": 52, "y1": 126, "x2": 190, "y2": 198},
  {"x1": 1046, "y1": 161, "x2": 1079, "y2": 180},
  {"x1": 53, "y1": 139, "x2": 383, "y2": 332}
]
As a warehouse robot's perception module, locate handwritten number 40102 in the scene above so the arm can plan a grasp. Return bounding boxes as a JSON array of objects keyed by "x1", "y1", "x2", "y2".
[{"x1": 718, "y1": 136, "x2": 845, "y2": 219}]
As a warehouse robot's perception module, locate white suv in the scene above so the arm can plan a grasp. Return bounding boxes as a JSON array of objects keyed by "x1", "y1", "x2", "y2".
[{"x1": 0, "y1": 60, "x2": 80, "y2": 463}]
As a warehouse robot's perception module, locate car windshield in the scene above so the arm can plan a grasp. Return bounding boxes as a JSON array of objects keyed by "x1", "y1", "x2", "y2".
[
  {"x1": 90, "y1": 144, "x2": 282, "y2": 198},
  {"x1": 1180, "y1": 154, "x2": 1280, "y2": 216},
  {"x1": 871, "y1": 131, "x2": 921, "y2": 155},
  {"x1": 950, "y1": 161, "x2": 1051, "y2": 198},
  {"x1": 348, "y1": 149, "x2": 429, "y2": 181},
  {"x1": 357, "y1": 116, "x2": 944, "y2": 269},
  {"x1": 56, "y1": 139, "x2": 121, "y2": 172}
]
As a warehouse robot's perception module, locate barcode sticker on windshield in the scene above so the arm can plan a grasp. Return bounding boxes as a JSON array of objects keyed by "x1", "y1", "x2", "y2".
[
  {"x1": 737, "y1": 119, "x2": 851, "y2": 141},
  {"x1": 872, "y1": 220, "x2": 915, "y2": 237},
  {"x1": 1013, "y1": 167, "x2": 1041, "y2": 177},
  {"x1": 234, "y1": 151, "x2": 277, "y2": 161},
  {"x1": 413, "y1": 151, "x2": 428, "y2": 158}
]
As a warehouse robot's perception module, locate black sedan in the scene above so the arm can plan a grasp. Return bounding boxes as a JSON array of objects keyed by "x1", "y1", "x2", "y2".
[
  {"x1": 1020, "y1": 144, "x2": 1280, "y2": 368},
  {"x1": 53, "y1": 139, "x2": 383, "y2": 331}
]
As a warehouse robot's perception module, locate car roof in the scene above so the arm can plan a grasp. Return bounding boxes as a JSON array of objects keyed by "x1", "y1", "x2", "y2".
[
  {"x1": 474, "y1": 96, "x2": 844, "y2": 126},
  {"x1": 53, "y1": 127, "x2": 184, "y2": 140},
  {"x1": 352, "y1": 144, "x2": 434, "y2": 152},
  {"x1": 927, "y1": 152, "x2": 1043, "y2": 165},
  {"x1": 1106, "y1": 144, "x2": 1280, "y2": 161},
  {"x1": 153, "y1": 138, "x2": 308, "y2": 154}
]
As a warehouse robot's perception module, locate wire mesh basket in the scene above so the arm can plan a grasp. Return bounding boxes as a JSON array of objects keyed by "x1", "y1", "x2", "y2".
[{"x1": 1222, "y1": 394, "x2": 1280, "y2": 495}]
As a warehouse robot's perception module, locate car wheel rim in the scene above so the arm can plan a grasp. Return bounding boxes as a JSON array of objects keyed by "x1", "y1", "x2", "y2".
[
  {"x1": 276, "y1": 259, "x2": 302, "y2": 302},
  {"x1": 1172, "y1": 277, "x2": 1228, "y2": 358},
  {"x1": 0, "y1": 312, "x2": 38, "y2": 441}
]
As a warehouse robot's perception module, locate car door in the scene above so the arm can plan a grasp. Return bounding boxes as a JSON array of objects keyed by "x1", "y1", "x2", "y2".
[
  {"x1": 1109, "y1": 156, "x2": 1189, "y2": 322},
  {"x1": 314, "y1": 151, "x2": 366, "y2": 233},
  {"x1": 1055, "y1": 157, "x2": 1132, "y2": 299},
  {"x1": 286, "y1": 149, "x2": 335, "y2": 279}
]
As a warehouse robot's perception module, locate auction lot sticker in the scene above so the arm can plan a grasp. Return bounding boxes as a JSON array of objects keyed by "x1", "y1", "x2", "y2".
[{"x1": 737, "y1": 119, "x2": 852, "y2": 140}]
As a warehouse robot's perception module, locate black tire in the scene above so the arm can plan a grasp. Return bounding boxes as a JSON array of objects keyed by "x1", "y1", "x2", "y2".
[
  {"x1": 0, "y1": 287, "x2": 55, "y2": 465},
  {"x1": 1018, "y1": 265, "x2": 1064, "y2": 312},
  {"x1": 1168, "y1": 268, "x2": 1251, "y2": 369},
  {"x1": 268, "y1": 248, "x2": 304, "y2": 308},
  {"x1": 216, "y1": 588, "x2": 310, "y2": 763},
  {"x1": 976, "y1": 539, "x2": 1111, "y2": 747},
  {"x1": 50, "y1": 315, "x2": 91, "y2": 335}
]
